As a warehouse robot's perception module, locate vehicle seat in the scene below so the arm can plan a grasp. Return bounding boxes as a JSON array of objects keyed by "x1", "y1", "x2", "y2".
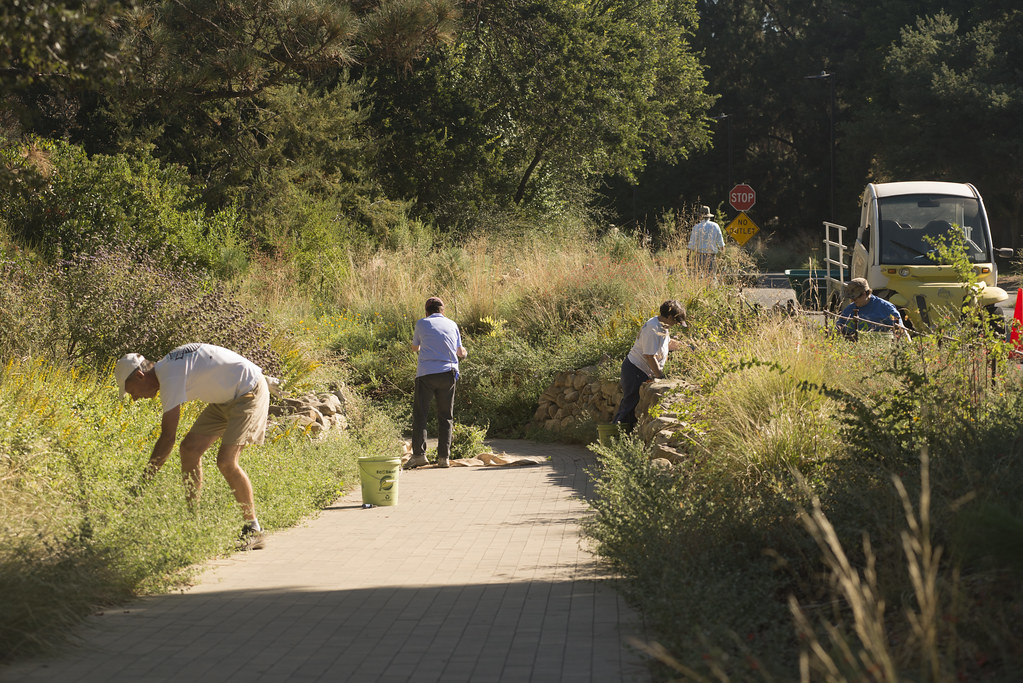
[
  {"x1": 923, "y1": 220, "x2": 952, "y2": 235},
  {"x1": 879, "y1": 220, "x2": 901, "y2": 262}
]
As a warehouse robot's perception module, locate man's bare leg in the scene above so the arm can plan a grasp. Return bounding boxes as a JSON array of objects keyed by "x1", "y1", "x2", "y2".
[
  {"x1": 179, "y1": 432, "x2": 219, "y2": 507},
  {"x1": 216, "y1": 443, "x2": 256, "y2": 521}
]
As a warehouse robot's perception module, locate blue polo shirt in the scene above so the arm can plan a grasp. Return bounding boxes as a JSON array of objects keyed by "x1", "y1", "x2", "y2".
[
  {"x1": 837, "y1": 295, "x2": 903, "y2": 333},
  {"x1": 413, "y1": 313, "x2": 463, "y2": 378}
]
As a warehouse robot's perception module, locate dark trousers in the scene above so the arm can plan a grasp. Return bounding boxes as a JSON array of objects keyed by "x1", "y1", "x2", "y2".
[
  {"x1": 412, "y1": 370, "x2": 457, "y2": 458},
  {"x1": 612, "y1": 358, "x2": 650, "y2": 427}
]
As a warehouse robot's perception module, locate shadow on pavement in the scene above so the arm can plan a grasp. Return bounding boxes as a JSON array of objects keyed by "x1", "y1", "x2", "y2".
[{"x1": 2, "y1": 581, "x2": 643, "y2": 682}]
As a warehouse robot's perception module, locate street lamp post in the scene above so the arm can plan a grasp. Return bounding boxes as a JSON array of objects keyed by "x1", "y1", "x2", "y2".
[
  {"x1": 712, "y1": 113, "x2": 732, "y2": 198},
  {"x1": 805, "y1": 71, "x2": 835, "y2": 220}
]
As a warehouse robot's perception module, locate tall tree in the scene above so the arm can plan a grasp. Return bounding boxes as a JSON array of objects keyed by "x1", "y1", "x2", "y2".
[
  {"x1": 367, "y1": 0, "x2": 714, "y2": 227},
  {"x1": 858, "y1": 9, "x2": 1023, "y2": 246}
]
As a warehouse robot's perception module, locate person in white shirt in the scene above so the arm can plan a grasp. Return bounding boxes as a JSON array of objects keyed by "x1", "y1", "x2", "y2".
[
  {"x1": 115, "y1": 343, "x2": 270, "y2": 550},
  {"x1": 612, "y1": 301, "x2": 687, "y2": 430},
  {"x1": 688, "y1": 205, "x2": 725, "y2": 275}
]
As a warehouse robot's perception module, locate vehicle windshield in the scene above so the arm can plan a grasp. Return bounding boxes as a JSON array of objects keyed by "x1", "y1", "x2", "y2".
[{"x1": 877, "y1": 194, "x2": 990, "y2": 264}]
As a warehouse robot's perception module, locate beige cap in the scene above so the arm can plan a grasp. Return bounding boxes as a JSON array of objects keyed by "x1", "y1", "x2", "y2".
[
  {"x1": 843, "y1": 277, "x2": 870, "y2": 299},
  {"x1": 115, "y1": 353, "x2": 146, "y2": 398}
]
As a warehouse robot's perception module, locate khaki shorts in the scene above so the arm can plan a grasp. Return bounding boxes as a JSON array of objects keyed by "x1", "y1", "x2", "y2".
[{"x1": 188, "y1": 376, "x2": 270, "y2": 446}]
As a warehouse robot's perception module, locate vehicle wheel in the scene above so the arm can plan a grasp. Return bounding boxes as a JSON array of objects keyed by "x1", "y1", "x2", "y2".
[{"x1": 985, "y1": 304, "x2": 1008, "y2": 339}]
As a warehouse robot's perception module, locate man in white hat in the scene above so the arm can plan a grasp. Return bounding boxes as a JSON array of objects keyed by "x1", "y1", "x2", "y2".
[
  {"x1": 115, "y1": 343, "x2": 270, "y2": 550},
  {"x1": 688, "y1": 205, "x2": 725, "y2": 276}
]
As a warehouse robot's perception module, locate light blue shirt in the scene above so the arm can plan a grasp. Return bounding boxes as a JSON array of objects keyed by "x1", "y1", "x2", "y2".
[
  {"x1": 688, "y1": 219, "x2": 725, "y2": 254},
  {"x1": 413, "y1": 314, "x2": 463, "y2": 378}
]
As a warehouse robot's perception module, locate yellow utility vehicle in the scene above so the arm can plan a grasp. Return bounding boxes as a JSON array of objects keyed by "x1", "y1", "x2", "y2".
[{"x1": 822, "y1": 181, "x2": 1013, "y2": 331}]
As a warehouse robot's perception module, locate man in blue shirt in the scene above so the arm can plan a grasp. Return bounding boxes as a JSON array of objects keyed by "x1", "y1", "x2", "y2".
[
  {"x1": 837, "y1": 278, "x2": 907, "y2": 337},
  {"x1": 407, "y1": 297, "x2": 468, "y2": 469}
]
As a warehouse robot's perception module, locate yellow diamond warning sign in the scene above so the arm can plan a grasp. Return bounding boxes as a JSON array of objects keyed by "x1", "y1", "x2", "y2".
[{"x1": 725, "y1": 212, "x2": 760, "y2": 246}]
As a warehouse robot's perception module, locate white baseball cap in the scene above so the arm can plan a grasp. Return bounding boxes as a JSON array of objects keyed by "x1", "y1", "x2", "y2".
[{"x1": 115, "y1": 353, "x2": 146, "y2": 398}]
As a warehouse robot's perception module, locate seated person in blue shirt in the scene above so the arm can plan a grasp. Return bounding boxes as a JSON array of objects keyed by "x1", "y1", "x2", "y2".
[{"x1": 837, "y1": 278, "x2": 907, "y2": 337}]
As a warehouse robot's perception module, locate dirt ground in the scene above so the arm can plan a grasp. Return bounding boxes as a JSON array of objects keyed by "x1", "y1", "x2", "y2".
[{"x1": 1000, "y1": 274, "x2": 1022, "y2": 292}]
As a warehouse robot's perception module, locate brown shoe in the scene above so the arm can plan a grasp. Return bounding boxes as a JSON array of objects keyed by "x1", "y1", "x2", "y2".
[
  {"x1": 403, "y1": 454, "x2": 430, "y2": 470},
  {"x1": 436, "y1": 457, "x2": 450, "y2": 468}
]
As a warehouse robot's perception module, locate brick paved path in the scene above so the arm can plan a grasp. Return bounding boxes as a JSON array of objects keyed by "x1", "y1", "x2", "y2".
[{"x1": 1, "y1": 440, "x2": 647, "y2": 682}]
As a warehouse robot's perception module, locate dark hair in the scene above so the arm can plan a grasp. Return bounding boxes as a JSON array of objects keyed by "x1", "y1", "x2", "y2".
[
  {"x1": 660, "y1": 300, "x2": 685, "y2": 321},
  {"x1": 425, "y1": 296, "x2": 444, "y2": 314}
]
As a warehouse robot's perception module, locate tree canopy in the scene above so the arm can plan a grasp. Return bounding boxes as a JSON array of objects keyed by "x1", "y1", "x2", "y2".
[{"x1": 2, "y1": 0, "x2": 1021, "y2": 250}]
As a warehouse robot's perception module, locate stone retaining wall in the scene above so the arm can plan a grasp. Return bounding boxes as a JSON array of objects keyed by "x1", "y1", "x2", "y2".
[
  {"x1": 535, "y1": 368, "x2": 694, "y2": 466},
  {"x1": 267, "y1": 387, "x2": 352, "y2": 435},
  {"x1": 533, "y1": 366, "x2": 622, "y2": 432},
  {"x1": 633, "y1": 379, "x2": 694, "y2": 465}
]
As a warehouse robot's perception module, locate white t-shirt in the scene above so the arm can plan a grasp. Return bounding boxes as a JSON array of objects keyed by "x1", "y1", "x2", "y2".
[
  {"x1": 155, "y1": 344, "x2": 263, "y2": 413},
  {"x1": 626, "y1": 316, "x2": 671, "y2": 378}
]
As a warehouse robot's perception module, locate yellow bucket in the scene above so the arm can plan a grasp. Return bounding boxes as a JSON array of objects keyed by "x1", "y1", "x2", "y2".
[
  {"x1": 596, "y1": 423, "x2": 621, "y2": 446},
  {"x1": 358, "y1": 456, "x2": 401, "y2": 506}
]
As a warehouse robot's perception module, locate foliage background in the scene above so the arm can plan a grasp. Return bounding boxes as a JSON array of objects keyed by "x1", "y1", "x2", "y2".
[
  {"x1": 2, "y1": 0, "x2": 1022, "y2": 676},
  {"x1": 6, "y1": 0, "x2": 1020, "y2": 252}
]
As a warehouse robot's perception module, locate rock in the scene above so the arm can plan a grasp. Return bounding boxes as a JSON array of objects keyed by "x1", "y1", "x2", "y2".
[
  {"x1": 283, "y1": 414, "x2": 319, "y2": 431},
  {"x1": 651, "y1": 429, "x2": 677, "y2": 446},
  {"x1": 266, "y1": 383, "x2": 354, "y2": 439},
  {"x1": 650, "y1": 443, "x2": 686, "y2": 464},
  {"x1": 649, "y1": 458, "x2": 673, "y2": 470},
  {"x1": 639, "y1": 416, "x2": 681, "y2": 442},
  {"x1": 315, "y1": 393, "x2": 343, "y2": 415},
  {"x1": 295, "y1": 407, "x2": 322, "y2": 423}
]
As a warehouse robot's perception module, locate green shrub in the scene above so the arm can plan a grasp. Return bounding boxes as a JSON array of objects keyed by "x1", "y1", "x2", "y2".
[
  {"x1": 449, "y1": 422, "x2": 489, "y2": 460},
  {"x1": 0, "y1": 254, "x2": 51, "y2": 359},
  {"x1": 0, "y1": 137, "x2": 245, "y2": 275},
  {"x1": 457, "y1": 333, "x2": 553, "y2": 434},
  {"x1": 0, "y1": 242, "x2": 290, "y2": 379},
  {"x1": 585, "y1": 433, "x2": 798, "y2": 677},
  {"x1": 53, "y1": 243, "x2": 280, "y2": 373},
  {"x1": 423, "y1": 422, "x2": 490, "y2": 461}
]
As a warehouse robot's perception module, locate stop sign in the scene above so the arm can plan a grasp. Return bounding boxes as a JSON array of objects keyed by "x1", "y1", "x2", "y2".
[{"x1": 729, "y1": 184, "x2": 756, "y2": 212}]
